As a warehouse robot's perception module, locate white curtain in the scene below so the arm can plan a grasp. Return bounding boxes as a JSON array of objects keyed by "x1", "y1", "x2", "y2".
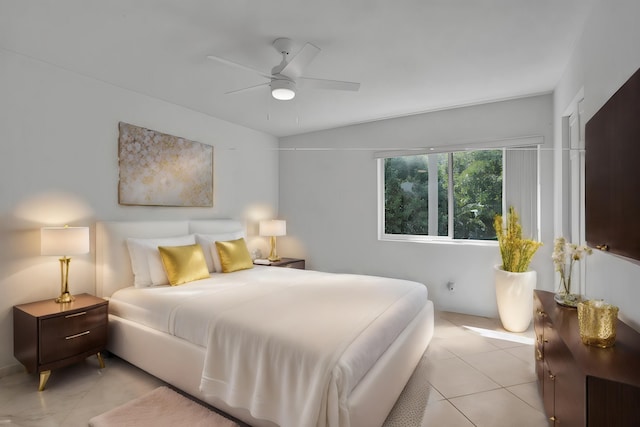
[{"x1": 505, "y1": 146, "x2": 539, "y2": 240}]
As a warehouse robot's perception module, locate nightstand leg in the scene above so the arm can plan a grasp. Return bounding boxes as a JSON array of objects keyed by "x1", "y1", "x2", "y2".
[
  {"x1": 96, "y1": 352, "x2": 105, "y2": 369},
  {"x1": 38, "y1": 370, "x2": 51, "y2": 391}
]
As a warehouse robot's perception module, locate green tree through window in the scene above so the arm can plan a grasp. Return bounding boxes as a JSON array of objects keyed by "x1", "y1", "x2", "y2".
[{"x1": 383, "y1": 150, "x2": 502, "y2": 240}]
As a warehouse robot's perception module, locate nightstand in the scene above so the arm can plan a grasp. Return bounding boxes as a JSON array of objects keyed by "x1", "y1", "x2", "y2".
[
  {"x1": 258, "y1": 258, "x2": 305, "y2": 269},
  {"x1": 13, "y1": 293, "x2": 108, "y2": 391}
]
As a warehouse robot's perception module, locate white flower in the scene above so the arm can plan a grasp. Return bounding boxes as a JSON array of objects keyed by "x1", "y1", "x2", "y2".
[{"x1": 552, "y1": 237, "x2": 592, "y2": 294}]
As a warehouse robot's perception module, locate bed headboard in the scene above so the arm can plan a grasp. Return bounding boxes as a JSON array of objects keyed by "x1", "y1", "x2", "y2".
[{"x1": 96, "y1": 219, "x2": 244, "y2": 298}]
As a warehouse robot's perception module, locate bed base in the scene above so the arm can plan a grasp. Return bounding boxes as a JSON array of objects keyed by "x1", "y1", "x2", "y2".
[{"x1": 107, "y1": 301, "x2": 434, "y2": 427}]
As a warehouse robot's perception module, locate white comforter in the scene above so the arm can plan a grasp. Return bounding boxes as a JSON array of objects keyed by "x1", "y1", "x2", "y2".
[{"x1": 109, "y1": 267, "x2": 428, "y2": 427}]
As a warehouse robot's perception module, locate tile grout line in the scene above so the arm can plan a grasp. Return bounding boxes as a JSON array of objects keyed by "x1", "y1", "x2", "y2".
[{"x1": 428, "y1": 346, "x2": 543, "y2": 425}]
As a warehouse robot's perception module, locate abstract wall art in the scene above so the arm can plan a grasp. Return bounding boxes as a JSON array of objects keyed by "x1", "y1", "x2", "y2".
[{"x1": 118, "y1": 122, "x2": 213, "y2": 207}]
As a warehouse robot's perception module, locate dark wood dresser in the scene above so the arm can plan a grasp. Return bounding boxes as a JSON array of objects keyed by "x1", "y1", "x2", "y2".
[
  {"x1": 13, "y1": 293, "x2": 108, "y2": 390},
  {"x1": 534, "y1": 290, "x2": 640, "y2": 426}
]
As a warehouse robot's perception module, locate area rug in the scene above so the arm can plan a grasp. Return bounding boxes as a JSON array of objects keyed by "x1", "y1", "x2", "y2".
[
  {"x1": 88, "y1": 386, "x2": 240, "y2": 427},
  {"x1": 382, "y1": 352, "x2": 431, "y2": 426}
]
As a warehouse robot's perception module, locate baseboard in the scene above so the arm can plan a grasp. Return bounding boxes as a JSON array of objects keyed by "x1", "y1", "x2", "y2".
[{"x1": 0, "y1": 362, "x2": 23, "y2": 379}]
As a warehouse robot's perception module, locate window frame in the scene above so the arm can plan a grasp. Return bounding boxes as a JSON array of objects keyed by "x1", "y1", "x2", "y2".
[{"x1": 376, "y1": 137, "x2": 542, "y2": 245}]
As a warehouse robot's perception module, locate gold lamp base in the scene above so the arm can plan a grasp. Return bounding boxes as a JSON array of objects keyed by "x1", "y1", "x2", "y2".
[
  {"x1": 55, "y1": 256, "x2": 75, "y2": 304},
  {"x1": 55, "y1": 292, "x2": 75, "y2": 304},
  {"x1": 267, "y1": 236, "x2": 281, "y2": 262}
]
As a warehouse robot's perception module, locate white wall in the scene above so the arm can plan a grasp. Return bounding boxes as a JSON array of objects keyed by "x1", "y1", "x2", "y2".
[
  {"x1": 553, "y1": 0, "x2": 640, "y2": 329},
  {"x1": 279, "y1": 94, "x2": 555, "y2": 318},
  {"x1": 0, "y1": 50, "x2": 279, "y2": 373}
]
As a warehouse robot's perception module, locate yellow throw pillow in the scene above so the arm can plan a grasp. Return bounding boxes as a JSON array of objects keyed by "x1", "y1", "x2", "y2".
[
  {"x1": 215, "y1": 238, "x2": 254, "y2": 273},
  {"x1": 158, "y1": 244, "x2": 210, "y2": 286}
]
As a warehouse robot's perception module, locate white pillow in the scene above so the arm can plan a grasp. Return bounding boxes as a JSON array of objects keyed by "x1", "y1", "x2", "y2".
[
  {"x1": 126, "y1": 235, "x2": 196, "y2": 287},
  {"x1": 195, "y1": 231, "x2": 245, "y2": 272}
]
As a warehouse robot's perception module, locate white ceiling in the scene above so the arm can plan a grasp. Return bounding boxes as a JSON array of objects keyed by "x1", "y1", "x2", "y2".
[{"x1": 1, "y1": 0, "x2": 595, "y2": 137}]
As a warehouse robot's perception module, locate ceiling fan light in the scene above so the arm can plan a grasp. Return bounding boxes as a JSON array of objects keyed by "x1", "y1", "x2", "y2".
[{"x1": 271, "y1": 79, "x2": 296, "y2": 100}]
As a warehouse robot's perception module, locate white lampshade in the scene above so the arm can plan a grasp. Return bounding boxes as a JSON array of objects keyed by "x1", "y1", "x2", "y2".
[
  {"x1": 259, "y1": 220, "x2": 287, "y2": 237},
  {"x1": 41, "y1": 226, "x2": 90, "y2": 256}
]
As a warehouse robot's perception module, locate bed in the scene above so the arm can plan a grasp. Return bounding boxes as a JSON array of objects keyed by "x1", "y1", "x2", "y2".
[{"x1": 96, "y1": 220, "x2": 434, "y2": 427}]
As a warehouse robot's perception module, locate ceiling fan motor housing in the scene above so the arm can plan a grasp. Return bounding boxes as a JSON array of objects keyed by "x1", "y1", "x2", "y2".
[{"x1": 273, "y1": 38, "x2": 294, "y2": 56}]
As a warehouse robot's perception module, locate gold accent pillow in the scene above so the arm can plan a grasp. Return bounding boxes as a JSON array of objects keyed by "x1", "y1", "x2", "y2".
[
  {"x1": 158, "y1": 244, "x2": 210, "y2": 286},
  {"x1": 215, "y1": 238, "x2": 254, "y2": 273}
]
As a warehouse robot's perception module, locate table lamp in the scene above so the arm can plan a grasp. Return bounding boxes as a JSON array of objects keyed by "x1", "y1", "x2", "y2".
[
  {"x1": 259, "y1": 220, "x2": 286, "y2": 262},
  {"x1": 41, "y1": 225, "x2": 90, "y2": 303}
]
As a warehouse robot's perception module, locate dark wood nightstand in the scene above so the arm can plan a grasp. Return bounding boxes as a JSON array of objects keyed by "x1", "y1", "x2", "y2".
[
  {"x1": 257, "y1": 258, "x2": 305, "y2": 269},
  {"x1": 13, "y1": 293, "x2": 108, "y2": 391}
]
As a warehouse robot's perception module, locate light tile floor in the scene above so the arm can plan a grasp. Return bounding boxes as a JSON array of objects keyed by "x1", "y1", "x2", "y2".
[
  {"x1": 0, "y1": 311, "x2": 548, "y2": 426},
  {"x1": 410, "y1": 311, "x2": 548, "y2": 427}
]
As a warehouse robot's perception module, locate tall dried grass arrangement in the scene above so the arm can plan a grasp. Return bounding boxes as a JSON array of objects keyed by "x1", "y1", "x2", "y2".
[{"x1": 494, "y1": 206, "x2": 542, "y2": 273}]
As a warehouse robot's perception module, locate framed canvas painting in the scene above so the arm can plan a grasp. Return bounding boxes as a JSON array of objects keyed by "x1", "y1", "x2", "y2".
[{"x1": 118, "y1": 122, "x2": 213, "y2": 207}]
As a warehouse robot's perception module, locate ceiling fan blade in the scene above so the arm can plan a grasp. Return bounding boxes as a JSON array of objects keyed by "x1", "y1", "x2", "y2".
[
  {"x1": 299, "y1": 77, "x2": 361, "y2": 92},
  {"x1": 207, "y1": 55, "x2": 272, "y2": 80},
  {"x1": 225, "y1": 82, "x2": 269, "y2": 95},
  {"x1": 280, "y1": 43, "x2": 321, "y2": 79}
]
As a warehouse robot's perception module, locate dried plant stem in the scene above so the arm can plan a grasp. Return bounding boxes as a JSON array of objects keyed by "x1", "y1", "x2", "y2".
[{"x1": 494, "y1": 206, "x2": 542, "y2": 273}]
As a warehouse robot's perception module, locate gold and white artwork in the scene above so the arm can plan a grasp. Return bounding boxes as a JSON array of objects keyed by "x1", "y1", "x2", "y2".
[{"x1": 118, "y1": 122, "x2": 213, "y2": 207}]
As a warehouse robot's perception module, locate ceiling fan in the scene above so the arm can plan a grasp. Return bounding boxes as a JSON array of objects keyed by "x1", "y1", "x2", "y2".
[{"x1": 207, "y1": 38, "x2": 360, "y2": 101}]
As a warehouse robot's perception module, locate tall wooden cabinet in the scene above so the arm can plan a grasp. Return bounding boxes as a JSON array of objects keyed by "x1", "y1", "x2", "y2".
[
  {"x1": 534, "y1": 290, "x2": 640, "y2": 426},
  {"x1": 585, "y1": 66, "x2": 640, "y2": 261}
]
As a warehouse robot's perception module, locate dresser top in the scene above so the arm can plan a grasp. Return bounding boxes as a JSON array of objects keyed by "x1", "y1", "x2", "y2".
[{"x1": 536, "y1": 290, "x2": 640, "y2": 387}]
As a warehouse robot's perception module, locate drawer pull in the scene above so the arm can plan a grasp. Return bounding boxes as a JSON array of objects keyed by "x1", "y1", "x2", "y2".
[
  {"x1": 536, "y1": 349, "x2": 543, "y2": 361},
  {"x1": 549, "y1": 373, "x2": 556, "y2": 381},
  {"x1": 536, "y1": 310, "x2": 546, "y2": 317},
  {"x1": 66, "y1": 330, "x2": 90, "y2": 340},
  {"x1": 549, "y1": 416, "x2": 557, "y2": 421},
  {"x1": 65, "y1": 311, "x2": 87, "y2": 318}
]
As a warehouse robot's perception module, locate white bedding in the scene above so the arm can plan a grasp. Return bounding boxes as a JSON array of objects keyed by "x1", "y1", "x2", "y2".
[{"x1": 109, "y1": 266, "x2": 428, "y2": 427}]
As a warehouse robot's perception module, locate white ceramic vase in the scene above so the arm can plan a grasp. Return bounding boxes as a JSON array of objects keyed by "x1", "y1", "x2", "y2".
[{"x1": 494, "y1": 265, "x2": 537, "y2": 332}]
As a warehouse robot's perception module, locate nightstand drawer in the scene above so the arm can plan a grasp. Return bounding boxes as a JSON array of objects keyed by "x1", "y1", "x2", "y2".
[
  {"x1": 40, "y1": 323, "x2": 107, "y2": 365},
  {"x1": 39, "y1": 305, "x2": 108, "y2": 365},
  {"x1": 40, "y1": 305, "x2": 107, "y2": 337}
]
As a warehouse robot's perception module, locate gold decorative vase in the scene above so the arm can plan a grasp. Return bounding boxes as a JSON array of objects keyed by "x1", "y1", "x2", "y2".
[{"x1": 577, "y1": 300, "x2": 619, "y2": 348}]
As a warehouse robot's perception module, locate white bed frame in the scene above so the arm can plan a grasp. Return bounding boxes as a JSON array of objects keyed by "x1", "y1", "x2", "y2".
[{"x1": 96, "y1": 220, "x2": 434, "y2": 427}]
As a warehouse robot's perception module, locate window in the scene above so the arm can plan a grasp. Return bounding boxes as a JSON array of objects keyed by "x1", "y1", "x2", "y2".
[
  {"x1": 382, "y1": 150, "x2": 503, "y2": 240},
  {"x1": 378, "y1": 141, "x2": 540, "y2": 243}
]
